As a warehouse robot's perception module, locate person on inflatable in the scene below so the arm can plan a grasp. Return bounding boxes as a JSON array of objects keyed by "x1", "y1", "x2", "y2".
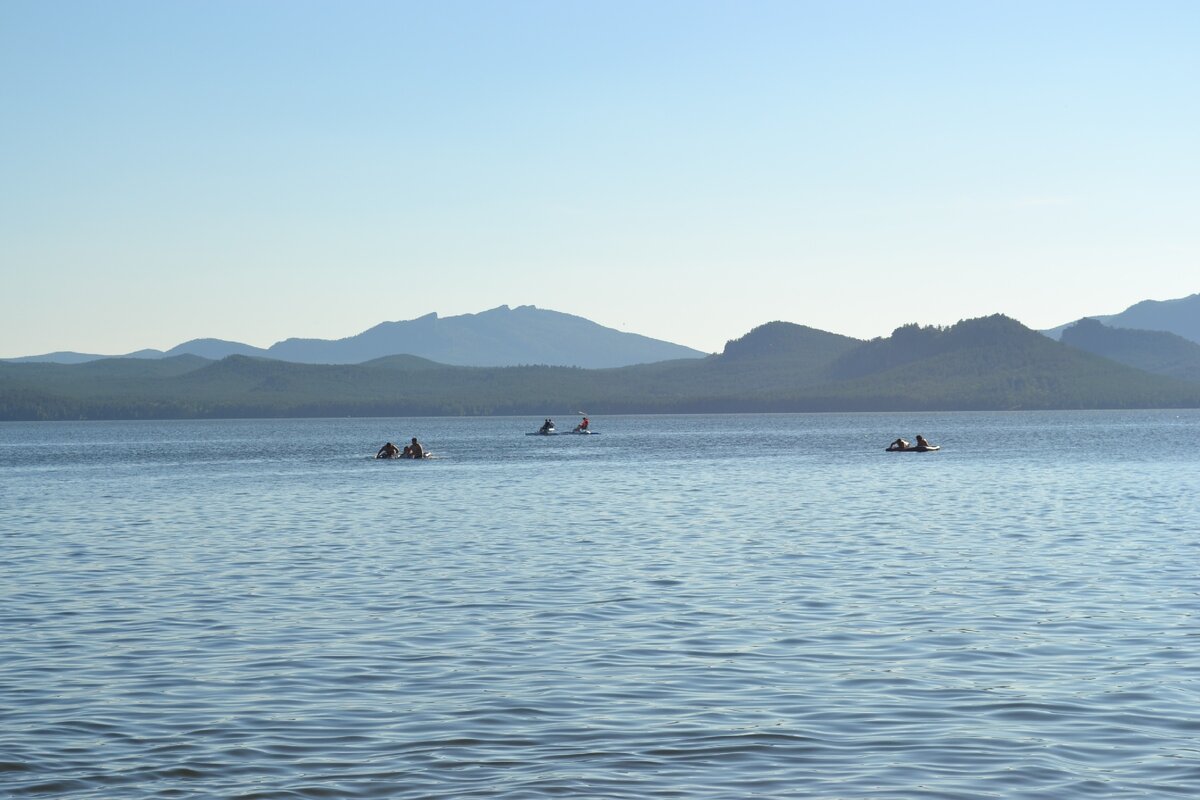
[
  {"x1": 409, "y1": 437, "x2": 425, "y2": 458},
  {"x1": 377, "y1": 441, "x2": 400, "y2": 459}
]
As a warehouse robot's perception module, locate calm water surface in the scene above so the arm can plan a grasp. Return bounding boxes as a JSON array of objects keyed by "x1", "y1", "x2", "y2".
[{"x1": 3, "y1": 412, "x2": 1199, "y2": 798}]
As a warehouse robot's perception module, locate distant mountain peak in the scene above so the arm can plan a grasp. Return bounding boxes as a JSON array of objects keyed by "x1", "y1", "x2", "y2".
[
  {"x1": 1043, "y1": 291, "x2": 1200, "y2": 344},
  {"x1": 1125, "y1": 292, "x2": 1199, "y2": 312},
  {"x1": 163, "y1": 338, "x2": 266, "y2": 360},
  {"x1": 3, "y1": 305, "x2": 704, "y2": 366},
  {"x1": 257, "y1": 306, "x2": 704, "y2": 367}
]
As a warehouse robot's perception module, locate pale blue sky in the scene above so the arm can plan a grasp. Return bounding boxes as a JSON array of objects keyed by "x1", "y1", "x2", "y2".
[{"x1": 2, "y1": 1, "x2": 1197, "y2": 357}]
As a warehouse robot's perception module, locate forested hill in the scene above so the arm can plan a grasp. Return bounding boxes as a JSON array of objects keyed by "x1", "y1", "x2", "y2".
[
  {"x1": 1060, "y1": 319, "x2": 1200, "y2": 384},
  {"x1": 720, "y1": 321, "x2": 861, "y2": 362},
  {"x1": 3, "y1": 315, "x2": 1199, "y2": 420},
  {"x1": 812, "y1": 315, "x2": 1199, "y2": 410}
]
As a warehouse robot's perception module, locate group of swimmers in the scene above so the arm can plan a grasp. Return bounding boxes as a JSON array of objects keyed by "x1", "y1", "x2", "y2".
[
  {"x1": 376, "y1": 437, "x2": 425, "y2": 459},
  {"x1": 382, "y1": 415, "x2": 591, "y2": 454},
  {"x1": 382, "y1": 423, "x2": 927, "y2": 456},
  {"x1": 537, "y1": 416, "x2": 589, "y2": 434},
  {"x1": 887, "y1": 435, "x2": 935, "y2": 451}
]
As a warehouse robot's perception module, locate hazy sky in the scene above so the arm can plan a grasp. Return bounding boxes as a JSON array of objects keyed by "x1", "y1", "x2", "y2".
[{"x1": 2, "y1": 1, "x2": 1197, "y2": 357}]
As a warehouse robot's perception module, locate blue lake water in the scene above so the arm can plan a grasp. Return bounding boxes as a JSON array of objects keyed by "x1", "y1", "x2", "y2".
[{"x1": 2, "y1": 411, "x2": 1199, "y2": 798}]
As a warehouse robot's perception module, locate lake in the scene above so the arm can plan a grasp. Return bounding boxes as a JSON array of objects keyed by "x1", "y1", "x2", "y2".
[{"x1": 3, "y1": 411, "x2": 1199, "y2": 798}]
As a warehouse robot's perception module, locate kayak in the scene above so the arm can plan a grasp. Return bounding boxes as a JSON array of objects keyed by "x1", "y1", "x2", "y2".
[{"x1": 885, "y1": 445, "x2": 940, "y2": 452}]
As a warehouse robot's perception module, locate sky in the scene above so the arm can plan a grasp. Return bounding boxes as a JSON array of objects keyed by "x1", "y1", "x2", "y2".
[{"x1": 2, "y1": 1, "x2": 1197, "y2": 357}]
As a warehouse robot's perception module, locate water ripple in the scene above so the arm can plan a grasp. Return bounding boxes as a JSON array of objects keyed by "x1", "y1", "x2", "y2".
[{"x1": 3, "y1": 412, "x2": 1200, "y2": 798}]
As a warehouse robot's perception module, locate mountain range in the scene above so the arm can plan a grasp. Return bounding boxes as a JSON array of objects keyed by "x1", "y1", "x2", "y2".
[
  {"x1": 4, "y1": 313, "x2": 1199, "y2": 421},
  {"x1": 10, "y1": 293, "x2": 1200, "y2": 370},
  {"x1": 5, "y1": 305, "x2": 707, "y2": 368}
]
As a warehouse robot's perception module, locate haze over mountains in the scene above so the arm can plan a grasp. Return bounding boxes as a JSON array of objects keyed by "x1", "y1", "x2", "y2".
[
  {"x1": 9, "y1": 292, "x2": 1200, "y2": 370},
  {"x1": 4, "y1": 311, "x2": 1200, "y2": 421},
  {"x1": 5, "y1": 291, "x2": 1200, "y2": 420},
  {"x1": 1043, "y1": 292, "x2": 1200, "y2": 344},
  {"x1": 6, "y1": 305, "x2": 707, "y2": 368}
]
